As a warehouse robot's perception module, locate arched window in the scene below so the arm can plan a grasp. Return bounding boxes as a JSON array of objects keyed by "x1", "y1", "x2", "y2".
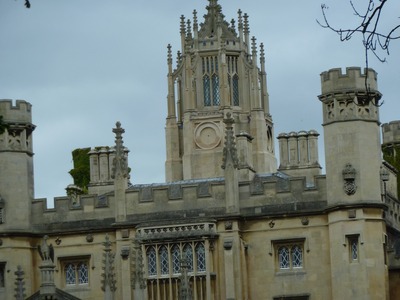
[
  {"x1": 65, "y1": 263, "x2": 76, "y2": 285},
  {"x1": 228, "y1": 56, "x2": 239, "y2": 106},
  {"x1": 291, "y1": 245, "x2": 303, "y2": 268},
  {"x1": 159, "y1": 246, "x2": 169, "y2": 275},
  {"x1": 147, "y1": 246, "x2": 157, "y2": 276},
  {"x1": 196, "y1": 242, "x2": 206, "y2": 272},
  {"x1": 278, "y1": 246, "x2": 290, "y2": 269},
  {"x1": 77, "y1": 262, "x2": 89, "y2": 284},
  {"x1": 202, "y1": 56, "x2": 220, "y2": 107},
  {"x1": 171, "y1": 244, "x2": 181, "y2": 274},
  {"x1": 183, "y1": 243, "x2": 193, "y2": 272}
]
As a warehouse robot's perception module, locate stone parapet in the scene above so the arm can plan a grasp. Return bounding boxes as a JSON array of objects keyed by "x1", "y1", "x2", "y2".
[
  {"x1": 382, "y1": 120, "x2": 400, "y2": 146},
  {"x1": 0, "y1": 99, "x2": 33, "y2": 123}
]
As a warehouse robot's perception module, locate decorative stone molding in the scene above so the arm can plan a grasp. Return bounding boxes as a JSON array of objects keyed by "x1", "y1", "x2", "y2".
[
  {"x1": 342, "y1": 163, "x2": 357, "y2": 195},
  {"x1": 301, "y1": 217, "x2": 309, "y2": 226},
  {"x1": 225, "y1": 221, "x2": 233, "y2": 230},
  {"x1": 136, "y1": 222, "x2": 217, "y2": 241},
  {"x1": 131, "y1": 240, "x2": 146, "y2": 290},
  {"x1": 223, "y1": 238, "x2": 233, "y2": 250},
  {"x1": 86, "y1": 234, "x2": 94, "y2": 243}
]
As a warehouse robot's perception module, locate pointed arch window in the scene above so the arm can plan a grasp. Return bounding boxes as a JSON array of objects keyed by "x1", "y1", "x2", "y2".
[
  {"x1": 147, "y1": 246, "x2": 157, "y2": 276},
  {"x1": 62, "y1": 258, "x2": 90, "y2": 286},
  {"x1": 196, "y1": 242, "x2": 206, "y2": 272},
  {"x1": 183, "y1": 243, "x2": 194, "y2": 272},
  {"x1": 159, "y1": 246, "x2": 169, "y2": 275},
  {"x1": 172, "y1": 244, "x2": 181, "y2": 274},
  {"x1": 227, "y1": 56, "x2": 240, "y2": 106},
  {"x1": 202, "y1": 56, "x2": 220, "y2": 107}
]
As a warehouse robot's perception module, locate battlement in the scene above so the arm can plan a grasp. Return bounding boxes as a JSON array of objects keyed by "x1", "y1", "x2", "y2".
[
  {"x1": 320, "y1": 67, "x2": 378, "y2": 95},
  {"x1": 382, "y1": 121, "x2": 400, "y2": 146},
  {"x1": 0, "y1": 99, "x2": 33, "y2": 124},
  {"x1": 30, "y1": 174, "x2": 328, "y2": 231}
]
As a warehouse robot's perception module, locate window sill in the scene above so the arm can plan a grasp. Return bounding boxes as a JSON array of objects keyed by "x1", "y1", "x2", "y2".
[{"x1": 275, "y1": 269, "x2": 306, "y2": 277}]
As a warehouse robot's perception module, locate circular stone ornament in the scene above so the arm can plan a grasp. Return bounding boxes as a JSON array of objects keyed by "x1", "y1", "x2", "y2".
[{"x1": 194, "y1": 122, "x2": 222, "y2": 150}]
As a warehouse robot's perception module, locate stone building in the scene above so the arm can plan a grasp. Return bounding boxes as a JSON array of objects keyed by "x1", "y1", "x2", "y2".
[{"x1": 1, "y1": 1, "x2": 399, "y2": 299}]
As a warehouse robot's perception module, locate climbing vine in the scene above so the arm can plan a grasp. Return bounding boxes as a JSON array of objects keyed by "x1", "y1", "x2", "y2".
[
  {"x1": 69, "y1": 148, "x2": 91, "y2": 194},
  {"x1": 382, "y1": 145, "x2": 400, "y2": 197}
]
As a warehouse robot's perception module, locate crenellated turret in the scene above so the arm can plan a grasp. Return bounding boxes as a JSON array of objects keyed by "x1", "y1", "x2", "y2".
[
  {"x1": 165, "y1": 0, "x2": 276, "y2": 182},
  {"x1": 0, "y1": 100, "x2": 35, "y2": 230},
  {"x1": 318, "y1": 67, "x2": 382, "y2": 204}
]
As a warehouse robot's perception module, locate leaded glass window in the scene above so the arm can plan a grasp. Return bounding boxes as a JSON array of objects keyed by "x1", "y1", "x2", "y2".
[
  {"x1": 278, "y1": 246, "x2": 290, "y2": 269},
  {"x1": 160, "y1": 246, "x2": 169, "y2": 275},
  {"x1": 0, "y1": 208, "x2": 3, "y2": 224},
  {"x1": 63, "y1": 259, "x2": 90, "y2": 286},
  {"x1": 78, "y1": 263, "x2": 89, "y2": 284},
  {"x1": 276, "y1": 241, "x2": 305, "y2": 271},
  {"x1": 202, "y1": 56, "x2": 219, "y2": 107},
  {"x1": 291, "y1": 245, "x2": 303, "y2": 268},
  {"x1": 348, "y1": 235, "x2": 359, "y2": 261},
  {"x1": 147, "y1": 246, "x2": 157, "y2": 276},
  {"x1": 172, "y1": 244, "x2": 181, "y2": 274},
  {"x1": 196, "y1": 242, "x2": 206, "y2": 272},
  {"x1": 183, "y1": 244, "x2": 194, "y2": 272},
  {"x1": 227, "y1": 56, "x2": 239, "y2": 106},
  {"x1": 65, "y1": 263, "x2": 76, "y2": 285}
]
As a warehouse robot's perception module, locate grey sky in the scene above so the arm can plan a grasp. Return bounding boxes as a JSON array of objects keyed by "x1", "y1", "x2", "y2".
[{"x1": 1, "y1": 0, "x2": 399, "y2": 206}]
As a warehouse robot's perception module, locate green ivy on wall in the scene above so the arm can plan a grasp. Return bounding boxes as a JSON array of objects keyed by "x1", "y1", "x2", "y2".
[
  {"x1": 382, "y1": 145, "x2": 400, "y2": 197},
  {"x1": 69, "y1": 148, "x2": 91, "y2": 194}
]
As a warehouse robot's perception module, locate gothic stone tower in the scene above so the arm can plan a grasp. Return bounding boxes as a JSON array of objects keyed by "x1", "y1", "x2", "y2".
[
  {"x1": 165, "y1": 0, "x2": 277, "y2": 182},
  {"x1": 0, "y1": 100, "x2": 35, "y2": 230},
  {"x1": 319, "y1": 68, "x2": 388, "y2": 299}
]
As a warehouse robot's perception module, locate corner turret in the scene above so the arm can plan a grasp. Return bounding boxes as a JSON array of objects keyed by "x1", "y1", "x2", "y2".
[{"x1": 0, "y1": 100, "x2": 35, "y2": 230}]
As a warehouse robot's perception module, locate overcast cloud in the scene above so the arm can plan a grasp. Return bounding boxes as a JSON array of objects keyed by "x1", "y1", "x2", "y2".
[{"x1": 1, "y1": 0, "x2": 399, "y2": 206}]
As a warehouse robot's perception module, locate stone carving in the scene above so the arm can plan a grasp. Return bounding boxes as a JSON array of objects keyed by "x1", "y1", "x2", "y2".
[
  {"x1": 343, "y1": 163, "x2": 357, "y2": 195},
  {"x1": 101, "y1": 235, "x2": 117, "y2": 294},
  {"x1": 86, "y1": 234, "x2": 94, "y2": 243},
  {"x1": 131, "y1": 240, "x2": 146, "y2": 290},
  {"x1": 38, "y1": 235, "x2": 54, "y2": 263},
  {"x1": 221, "y1": 113, "x2": 239, "y2": 169},
  {"x1": 111, "y1": 122, "x2": 129, "y2": 180},
  {"x1": 14, "y1": 265, "x2": 25, "y2": 300},
  {"x1": 179, "y1": 257, "x2": 193, "y2": 300}
]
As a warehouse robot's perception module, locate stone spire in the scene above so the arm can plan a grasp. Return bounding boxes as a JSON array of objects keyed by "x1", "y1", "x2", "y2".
[
  {"x1": 111, "y1": 122, "x2": 128, "y2": 180},
  {"x1": 101, "y1": 234, "x2": 116, "y2": 300},
  {"x1": 198, "y1": 0, "x2": 236, "y2": 39}
]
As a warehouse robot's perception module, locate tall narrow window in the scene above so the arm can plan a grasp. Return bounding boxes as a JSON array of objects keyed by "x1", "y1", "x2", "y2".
[
  {"x1": 278, "y1": 246, "x2": 290, "y2": 269},
  {"x1": 147, "y1": 246, "x2": 157, "y2": 276},
  {"x1": 172, "y1": 244, "x2": 181, "y2": 275},
  {"x1": 0, "y1": 208, "x2": 3, "y2": 224},
  {"x1": 65, "y1": 263, "x2": 76, "y2": 285},
  {"x1": 348, "y1": 235, "x2": 359, "y2": 262},
  {"x1": 183, "y1": 244, "x2": 194, "y2": 272},
  {"x1": 196, "y1": 242, "x2": 206, "y2": 272},
  {"x1": 159, "y1": 246, "x2": 169, "y2": 275},
  {"x1": 227, "y1": 56, "x2": 239, "y2": 106},
  {"x1": 0, "y1": 263, "x2": 5, "y2": 288},
  {"x1": 202, "y1": 56, "x2": 219, "y2": 107},
  {"x1": 77, "y1": 263, "x2": 89, "y2": 284}
]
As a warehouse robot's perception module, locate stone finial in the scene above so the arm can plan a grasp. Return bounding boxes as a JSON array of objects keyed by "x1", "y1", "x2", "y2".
[
  {"x1": 193, "y1": 10, "x2": 198, "y2": 30},
  {"x1": 14, "y1": 266, "x2": 25, "y2": 300},
  {"x1": 101, "y1": 234, "x2": 117, "y2": 294},
  {"x1": 238, "y1": 9, "x2": 243, "y2": 30},
  {"x1": 186, "y1": 19, "x2": 192, "y2": 39},
  {"x1": 251, "y1": 36, "x2": 257, "y2": 56},
  {"x1": 131, "y1": 240, "x2": 146, "y2": 290},
  {"x1": 243, "y1": 13, "x2": 249, "y2": 34},
  {"x1": 260, "y1": 43, "x2": 265, "y2": 64},
  {"x1": 111, "y1": 122, "x2": 128, "y2": 180},
  {"x1": 221, "y1": 113, "x2": 239, "y2": 169},
  {"x1": 180, "y1": 15, "x2": 186, "y2": 35},
  {"x1": 167, "y1": 44, "x2": 172, "y2": 65}
]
